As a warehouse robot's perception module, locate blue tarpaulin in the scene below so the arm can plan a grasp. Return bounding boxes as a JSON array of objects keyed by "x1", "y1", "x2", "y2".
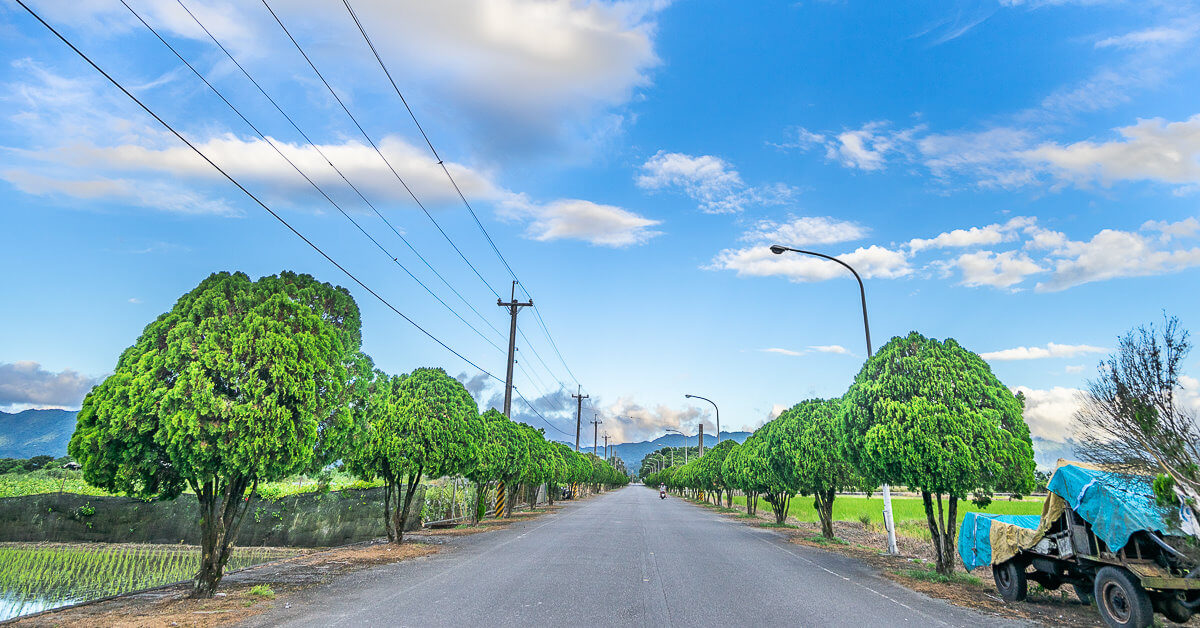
[
  {"x1": 959, "y1": 513, "x2": 1041, "y2": 571},
  {"x1": 1046, "y1": 463, "x2": 1185, "y2": 553}
]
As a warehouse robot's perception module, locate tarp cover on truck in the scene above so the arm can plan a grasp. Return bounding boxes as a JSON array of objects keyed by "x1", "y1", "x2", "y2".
[{"x1": 958, "y1": 461, "x2": 1187, "y2": 571}]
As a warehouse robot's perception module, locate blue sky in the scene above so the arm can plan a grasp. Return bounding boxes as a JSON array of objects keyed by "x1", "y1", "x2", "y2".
[{"x1": 1, "y1": 0, "x2": 1198, "y2": 455}]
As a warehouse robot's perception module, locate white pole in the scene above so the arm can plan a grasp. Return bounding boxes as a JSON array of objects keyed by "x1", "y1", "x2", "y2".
[{"x1": 882, "y1": 484, "x2": 897, "y2": 554}]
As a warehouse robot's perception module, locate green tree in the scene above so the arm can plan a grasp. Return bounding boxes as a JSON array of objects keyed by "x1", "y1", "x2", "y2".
[
  {"x1": 783, "y1": 398, "x2": 862, "y2": 539},
  {"x1": 465, "y1": 408, "x2": 526, "y2": 523},
  {"x1": 696, "y1": 440, "x2": 737, "y2": 506},
  {"x1": 69, "y1": 271, "x2": 362, "y2": 597},
  {"x1": 350, "y1": 367, "x2": 483, "y2": 542},
  {"x1": 841, "y1": 332, "x2": 1036, "y2": 575}
]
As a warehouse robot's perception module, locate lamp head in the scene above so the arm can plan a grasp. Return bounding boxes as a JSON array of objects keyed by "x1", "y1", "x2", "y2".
[
  {"x1": 684, "y1": 394, "x2": 694, "y2": 399},
  {"x1": 769, "y1": 245, "x2": 787, "y2": 255}
]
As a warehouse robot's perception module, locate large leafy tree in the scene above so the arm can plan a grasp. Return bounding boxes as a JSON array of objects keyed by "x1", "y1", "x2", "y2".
[
  {"x1": 350, "y1": 367, "x2": 483, "y2": 543},
  {"x1": 842, "y1": 332, "x2": 1036, "y2": 575},
  {"x1": 783, "y1": 398, "x2": 862, "y2": 539},
  {"x1": 465, "y1": 408, "x2": 526, "y2": 523},
  {"x1": 69, "y1": 271, "x2": 362, "y2": 597},
  {"x1": 696, "y1": 439, "x2": 737, "y2": 506}
]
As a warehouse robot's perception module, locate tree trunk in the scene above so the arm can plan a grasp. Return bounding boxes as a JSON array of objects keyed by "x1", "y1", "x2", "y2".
[
  {"x1": 472, "y1": 480, "x2": 485, "y2": 525},
  {"x1": 922, "y1": 490, "x2": 954, "y2": 576},
  {"x1": 395, "y1": 467, "x2": 422, "y2": 544},
  {"x1": 815, "y1": 489, "x2": 836, "y2": 539},
  {"x1": 547, "y1": 482, "x2": 555, "y2": 506},
  {"x1": 383, "y1": 476, "x2": 397, "y2": 542},
  {"x1": 191, "y1": 475, "x2": 255, "y2": 598}
]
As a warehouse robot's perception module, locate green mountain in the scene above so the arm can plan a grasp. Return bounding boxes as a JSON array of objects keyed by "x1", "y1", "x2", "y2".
[{"x1": 0, "y1": 409, "x2": 78, "y2": 458}]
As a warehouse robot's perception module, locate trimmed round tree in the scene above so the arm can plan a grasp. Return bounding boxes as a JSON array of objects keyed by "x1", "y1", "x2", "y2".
[
  {"x1": 783, "y1": 398, "x2": 863, "y2": 539},
  {"x1": 69, "y1": 271, "x2": 362, "y2": 597},
  {"x1": 350, "y1": 367, "x2": 484, "y2": 543},
  {"x1": 466, "y1": 408, "x2": 526, "y2": 523},
  {"x1": 697, "y1": 439, "x2": 737, "y2": 506},
  {"x1": 841, "y1": 331, "x2": 1036, "y2": 575}
]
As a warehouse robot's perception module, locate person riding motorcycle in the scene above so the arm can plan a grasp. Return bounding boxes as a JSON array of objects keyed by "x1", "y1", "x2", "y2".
[{"x1": 659, "y1": 484, "x2": 666, "y2": 499}]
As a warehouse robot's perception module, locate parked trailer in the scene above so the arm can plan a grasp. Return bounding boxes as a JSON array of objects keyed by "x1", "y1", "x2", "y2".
[{"x1": 960, "y1": 461, "x2": 1200, "y2": 628}]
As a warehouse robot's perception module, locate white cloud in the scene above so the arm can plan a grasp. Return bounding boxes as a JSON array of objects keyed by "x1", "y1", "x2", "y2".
[
  {"x1": 1096, "y1": 26, "x2": 1195, "y2": 49},
  {"x1": 499, "y1": 196, "x2": 661, "y2": 247},
  {"x1": 1065, "y1": 365, "x2": 1085, "y2": 373},
  {"x1": 782, "y1": 121, "x2": 922, "y2": 172},
  {"x1": 982, "y1": 343, "x2": 1108, "y2": 361},
  {"x1": 1036, "y1": 227, "x2": 1200, "y2": 291},
  {"x1": 0, "y1": 361, "x2": 98, "y2": 408},
  {"x1": 26, "y1": 0, "x2": 667, "y2": 156},
  {"x1": 909, "y1": 216, "x2": 1034, "y2": 252},
  {"x1": 1142, "y1": 217, "x2": 1200, "y2": 241},
  {"x1": 707, "y1": 243, "x2": 911, "y2": 283},
  {"x1": 740, "y1": 216, "x2": 867, "y2": 246},
  {"x1": 636, "y1": 151, "x2": 794, "y2": 214},
  {"x1": 1014, "y1": 385, "x2": 1083, "y2": 443},
  {"x1": 1022, "y1": 114, "x2": 1200, "y2": 188},
  {"x1": 602, "y1": 398, "x2": 710, "y2": 443},
  {"x1": 759, "y1": 345, "x2": 852, "y2": 357},
  {"x1": 127, "y1": 298, "x2": 142, "y2": 304},
  {"x1": 955, "y1": 250, "x2": 1044, "y2": 288}
]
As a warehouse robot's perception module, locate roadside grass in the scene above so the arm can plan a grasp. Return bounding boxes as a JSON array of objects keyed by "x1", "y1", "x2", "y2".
[
  {"x1": 758, "y1": 522, "x2": 799, "y2": 529},
  {"x1": 728, "y1": 495, "x2": 1042, "y2": 540},
  {"x1": 893, "y1": 568, "x2": 983, "y2": 587},
  {"x1": 805, "y1": 535, "x2": 848, "y2": 546},
  {"x1": 248, "y1": 584, "x2": 275, "y2": 599}
]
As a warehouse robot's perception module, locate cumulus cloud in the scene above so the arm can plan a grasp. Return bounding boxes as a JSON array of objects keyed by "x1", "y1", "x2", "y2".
[
  {"x1": 1013, "y1": 385, "x2": 1083, "y2": 443},
  {"x1": 500, "y1": 196, "x2": 661, "y2": 247},
  {"x1": 708, "y1": 243, "x2": 911, "y2": 283},
  {"x1": 909, "y1": 216, "x2": 1034, "y2": 253},
  {"x1": 779, "y1": 121, "x2": 922, "y2": 171},
  {"x1": 602, "y1": 398, "x2": 709, "y2": 444},
  {"x1": 636, "y1": 151, "x2": 795, "y2": 214},
  {"x1": 740, "y1": 216, "x2": 867, "y2": 246},
  {"x1": 981, "y1": 343, "x2": 1108, "y2": 361},
  {"x1": 1035, "y1": 227, "x2": 1200, "y2": 291},
  {"x1": 1022, "y1": 114, "x2": 1200, "y2": 188},
  {"x1": 0, "y1": 362, "x2": 98, "y2": 409},
  {"x1": 955, "y1": 250, "x2": 1044, "y2": 288}
]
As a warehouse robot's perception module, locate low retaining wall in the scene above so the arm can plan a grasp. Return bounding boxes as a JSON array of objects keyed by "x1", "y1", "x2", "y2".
[{"x1": 0, "y1": 486, "x2": 423, "y2": 547}]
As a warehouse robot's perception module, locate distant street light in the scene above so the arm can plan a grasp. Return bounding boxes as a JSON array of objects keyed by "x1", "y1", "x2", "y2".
[
  {"x1": 768, "y1": 244, "x2": 897, "y2": 556},
  {"x1": 683, "y1": 394, "x2": 719, "y2": 444},
  {"x1": 665, "y1": 428, "x2": 690, "y2": 463}
]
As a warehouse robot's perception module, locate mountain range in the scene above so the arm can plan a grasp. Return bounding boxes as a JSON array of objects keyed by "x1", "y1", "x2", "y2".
[
  {"x1": 561, "y1": 432, "x2": 754, "y2": 472},
  {"x1": 0, "y1": 408, "x2": 78, "y2": 458}
]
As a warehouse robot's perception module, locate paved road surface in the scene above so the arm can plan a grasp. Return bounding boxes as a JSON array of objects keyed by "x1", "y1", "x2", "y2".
[{"x1": 247, "y1": 486, "x2": 1026, "y2": 627}]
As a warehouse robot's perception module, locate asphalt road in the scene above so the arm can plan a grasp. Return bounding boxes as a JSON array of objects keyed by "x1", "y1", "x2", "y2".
[{"x1": 247, "y1": 486, "x2": 1027, "y2": 627}]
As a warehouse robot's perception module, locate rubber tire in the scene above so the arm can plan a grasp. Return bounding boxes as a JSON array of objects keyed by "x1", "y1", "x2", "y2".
[
  {"x1": 1159, "y1": 596, "x2": 1191, "y2": 624},
  {"x1": 994, "y1": 560, "x2": 1028, "y2": 602},
  {"x1": 1073, "y1": 584, "x2": 1094, "y2": 606},
  {"x1": 1094, "y1": 566, "x2": 1153, "y2": 628}
]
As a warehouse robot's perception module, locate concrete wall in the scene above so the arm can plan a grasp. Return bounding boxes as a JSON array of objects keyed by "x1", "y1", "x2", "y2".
[{"x1": 0, "y1": 486, "x2": 423, "y2": 547}]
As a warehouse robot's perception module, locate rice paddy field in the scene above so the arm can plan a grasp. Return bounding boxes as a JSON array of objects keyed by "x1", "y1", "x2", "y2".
[
  {"x1": 0, "y1": 543, "x2": 301, "y2": 621},
  {"x1": 0, "y1": 468, "x2": 382, "y2": 500},
  {"x1": 729, "y1": 494, "x2": 1044, "y2": 539}
]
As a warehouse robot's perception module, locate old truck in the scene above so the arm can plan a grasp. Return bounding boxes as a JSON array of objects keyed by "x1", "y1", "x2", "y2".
[{"x1": 959, "y1": 461, "x2": 1200, "y2": 628}]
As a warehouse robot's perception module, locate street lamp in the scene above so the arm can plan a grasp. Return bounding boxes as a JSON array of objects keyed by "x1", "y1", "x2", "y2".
[
  {"x1": 683, "y1": 394, "x2": 719, "y2": 445},
  {"x1": 769, "y1": 244, "x2": 898, "y2": 556},
  {"x1": 665, "y1": 428, "x2": 689, "y2": 463}
]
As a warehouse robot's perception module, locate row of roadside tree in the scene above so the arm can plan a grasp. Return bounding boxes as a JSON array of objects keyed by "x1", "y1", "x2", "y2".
[
  {"x1": 66, "y1": 271, "x2": 626, "y2": 597},
  {"x1": 642, "y1": 331, "x2": 1037, "y2": 576}
]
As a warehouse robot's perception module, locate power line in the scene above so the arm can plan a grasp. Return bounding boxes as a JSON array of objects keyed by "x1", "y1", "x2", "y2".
[
  {"x1": 12, "y1": 0, "x2": 503, "y2": 385},
  {"x1": 175, "y1": 0, "x2": 507, "y2": 346},
  {"x1": 122, "y1": 0, "x2": 506, "y2": 357},
  {"x1": 339, "y1": 0, "x2": 584, "y2": 388},
  {"x1": 261, "y1": 0, "x2": 504, "y2": 302}
]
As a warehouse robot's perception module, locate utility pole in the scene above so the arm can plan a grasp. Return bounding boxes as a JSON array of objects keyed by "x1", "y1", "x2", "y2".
[
  {"x1": 497, "y1": 281, "x2": 533, "y2": 418},
  {"x1": 571, "y1": 386, "x2": 589, "y2": 452},
  {"x1": 603, "y1": 433, "x2": 609, "y2": 460},
  {"x1": 698, "y1": 423, "x2": 704, "y2": 456},
  {"x1": 591, "y1": 414, "x2": 603, "y2": 456}
]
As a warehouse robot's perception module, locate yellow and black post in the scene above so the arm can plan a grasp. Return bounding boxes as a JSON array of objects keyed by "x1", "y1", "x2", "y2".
[{"x1": 495, "y1": 482, "x2": 507, "y2": 518}]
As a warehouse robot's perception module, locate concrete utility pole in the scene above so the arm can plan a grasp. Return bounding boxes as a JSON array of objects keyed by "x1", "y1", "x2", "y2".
[
  {"x1": 571, "y1": 386, "x2": 589, "y2": 452},
  {"x1": 603, "y1": 433, "x2": 609, "y2": 460},
  {"x1": 497, "y1": 281, "x2": 533, "y2": 418},
  {"x1": 591, "y1": 414, "x2": 603, "y2": 456},
  {"x1": 698, "y1": 424, "x2": 704, "y2": 456}
]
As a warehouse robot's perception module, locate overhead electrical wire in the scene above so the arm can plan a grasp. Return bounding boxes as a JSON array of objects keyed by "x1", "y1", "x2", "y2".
[
  {"x1": 260, "y1": 0, "x2": 504, "y2": 302},
  {"x1": 339, "y1": 0, "x2": 585, "y2": 390},
  {"x1": 11, "y1": 0, "x2": 505, "y2": 385},
  {"x1": 171, "y1": 0, "x2": 508, "y2": 345},
  {"x1": 120, "y1": 0, "x2": 507, "y2": 357}
]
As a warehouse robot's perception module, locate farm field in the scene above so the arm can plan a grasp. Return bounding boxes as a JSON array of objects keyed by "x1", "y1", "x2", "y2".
[
  {"x1": 0, "y1": 542, "x2": 301, "y2": 621},
  {"x1": 0, "y1": 469, "x2": 383, "y2": 500},
  {"x1": 729, "y1": 494, "x2": 1044, "y2": 538}
]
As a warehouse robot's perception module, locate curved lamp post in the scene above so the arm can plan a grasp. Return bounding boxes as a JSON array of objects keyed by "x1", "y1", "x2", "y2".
[
  {"x1": 683, "y1": 394, "x2": 719, "y2": 445},
  {"x1": 665, "y1": 428, "x2": 690, "y2": 463},
  {"x1": 768, "y1": 244, "x2": 897, "y2": 556}
]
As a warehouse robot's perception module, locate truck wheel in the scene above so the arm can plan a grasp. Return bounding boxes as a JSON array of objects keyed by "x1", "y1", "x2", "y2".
[
  {"x1": 994, "y1": 560, "x2": 1027, "y2": 602},
  {"x1": 1072, "y1": 584, "x2": 1094, "y2": 606},
  {"x1": 1094, "y1": 566, "x2": 1152, "y2": 628}
]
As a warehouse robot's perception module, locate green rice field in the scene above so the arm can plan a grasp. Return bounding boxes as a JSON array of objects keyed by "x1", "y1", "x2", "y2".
[
  {"x1": 0, "y1": 469, "x2": 382, "y2": 500},
  {"x1": 0, "y1": 543, "x2": 301, "y2": 621},
  {"x1": 730, "y1": 494, "x2": 1044, "y2": 539}
]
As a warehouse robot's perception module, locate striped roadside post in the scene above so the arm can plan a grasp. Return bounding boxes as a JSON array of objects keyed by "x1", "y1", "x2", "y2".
[{"x1": 495, "y1": 482, "x2": 507, "y2": 518}]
